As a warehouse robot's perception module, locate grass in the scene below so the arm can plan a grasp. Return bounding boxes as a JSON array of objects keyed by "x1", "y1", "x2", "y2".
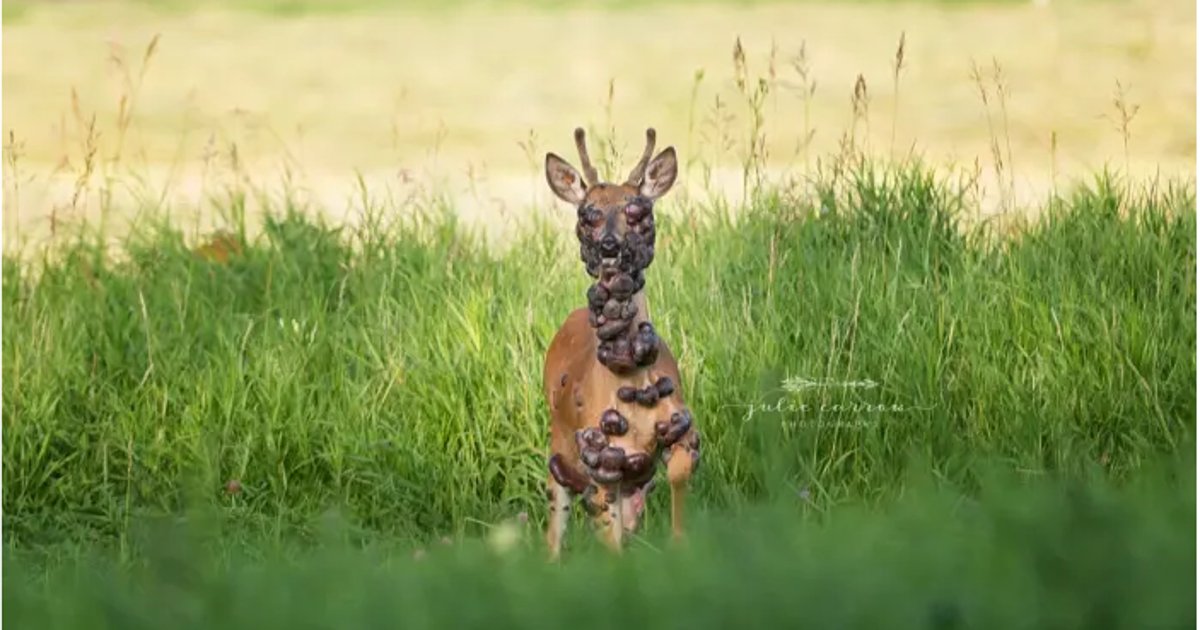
[
  {"x1": 3, "y1": 153, "x2": 1195, "y2": 540},
  {"x1": 2, "y1": 2, "x2": 1196, "y2": 623},
  {"x1": 2, "y1": 151, "x2": 1196, "y2": 626},
  {"x1": 2, "y1": 444, "x2": 1196, "y2": 629}
]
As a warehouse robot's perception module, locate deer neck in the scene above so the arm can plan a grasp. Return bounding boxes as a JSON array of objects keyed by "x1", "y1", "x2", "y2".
[
  {"x1": 589, "y1": 275, "x2": 661, "y2": 376},
  {"x1": 630, "y1": 290, "x2": 651, "y2": 328}
]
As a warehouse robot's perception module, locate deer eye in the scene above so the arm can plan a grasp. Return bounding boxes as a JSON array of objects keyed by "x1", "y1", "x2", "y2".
[{"x1": 584, "y1": 208, "x2": 603, "y2": 224}]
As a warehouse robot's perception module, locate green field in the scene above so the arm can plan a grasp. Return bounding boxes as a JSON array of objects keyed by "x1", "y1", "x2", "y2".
[
  {"x1": 3, "y1": 141, "x2": 1197, "y2": 626},
  {"x1": 2, "y1": 0, "x2": 1197, "y2": 618}
]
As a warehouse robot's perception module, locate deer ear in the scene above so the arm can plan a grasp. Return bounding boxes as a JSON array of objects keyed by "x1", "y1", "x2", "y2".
[
  {"x1": 545, "y1": 152, "x2": 587, "y2": 205},
  {"x1": 639, "y1": 147, "x2": 677, "y2": 201}
]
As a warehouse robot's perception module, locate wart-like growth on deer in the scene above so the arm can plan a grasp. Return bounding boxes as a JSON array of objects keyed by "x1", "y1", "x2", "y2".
[{"x1": 541, "y1": 127, "x2": 702, "y2": 559}]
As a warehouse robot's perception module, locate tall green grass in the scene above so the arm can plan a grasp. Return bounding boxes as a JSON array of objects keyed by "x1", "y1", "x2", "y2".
[
  {"x1": 3, "y1": 160, "x2": 1195, "y2": 548},
  {"x1": 2, "y1": 145, "x2": 1195, "y2": 627},
  {"x1": 3, "y1": 0, "x2": 1194, "y2": 621}
]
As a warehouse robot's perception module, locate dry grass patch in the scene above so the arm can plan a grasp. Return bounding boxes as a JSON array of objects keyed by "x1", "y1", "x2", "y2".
[{"x1": 3, "y1": 0, "x2": 1195, "y2": 250}]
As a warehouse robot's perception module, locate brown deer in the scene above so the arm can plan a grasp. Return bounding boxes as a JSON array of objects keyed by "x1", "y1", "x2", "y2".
[{"x1": 541, "y1": 127, "x2": 701, "y2": 559}]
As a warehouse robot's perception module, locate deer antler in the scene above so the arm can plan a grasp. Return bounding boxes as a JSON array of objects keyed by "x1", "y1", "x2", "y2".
[
  {"x1": 542, "y1": 127, "x2": 697, "y2": 560},
  {"x1": 624, "y1": 128, "x2": 657, "y2": 187},
  {"x1": 574, "y1": 127, "x2": 601, "y2": 188}
]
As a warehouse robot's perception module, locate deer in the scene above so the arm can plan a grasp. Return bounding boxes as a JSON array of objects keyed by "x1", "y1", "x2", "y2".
[{"x1": 540, "y1": 126, "x2": 701, "y2": 559}]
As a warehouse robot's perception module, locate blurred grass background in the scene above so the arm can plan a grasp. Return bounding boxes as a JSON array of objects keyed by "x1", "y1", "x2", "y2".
[
  {"x1": 2, "y1": 0, "x2": 1196, "y2": 627},
  {"x1": 5, "y1": 456, "x2": 1195, "y2": 630},
  {"x1": 0, "y1": 0, "x2": 1041, "y2": 22},
  {"x1": 3, "y1": 0, "x2": 1195, "y2": 250},
  {"x1": 3, "y1": 161, "x2": 1196, "y2": 544}
]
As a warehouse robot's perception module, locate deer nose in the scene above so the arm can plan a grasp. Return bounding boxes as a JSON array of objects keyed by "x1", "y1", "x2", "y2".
[{"x1": 599, "y1": 234, "x2": 620, "y2": 257}]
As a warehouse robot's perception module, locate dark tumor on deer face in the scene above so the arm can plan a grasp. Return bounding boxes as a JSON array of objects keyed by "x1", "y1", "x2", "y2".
[
  {"x1": 544, "y1": 127, "x2": 679, "y2": 279},
  {"x1": 575, "y1": 187, "x2": 657, "y2": 278}
]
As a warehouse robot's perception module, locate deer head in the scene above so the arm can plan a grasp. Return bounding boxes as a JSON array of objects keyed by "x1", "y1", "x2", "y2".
[
  {"x1": 544, "y1": 128, "x2": 678, "y2": 281},
  {"x1": 540, "y1": 128, "x2": 699, "y2": 559}
]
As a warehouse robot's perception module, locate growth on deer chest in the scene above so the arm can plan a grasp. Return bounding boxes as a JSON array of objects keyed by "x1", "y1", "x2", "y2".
[{"x1": 541, "y1": 125, "x2": 699, "y2": 556}]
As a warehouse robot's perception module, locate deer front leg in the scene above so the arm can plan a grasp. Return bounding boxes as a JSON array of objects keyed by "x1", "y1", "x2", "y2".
[
  {"x1": 547, "y1": 453, "x2": 591, "y2": 560},
  {"x1": 665, "y1": 444, "x2": 695, "y2": 540},
  {"x1": 545, "y1": 475, "x2": 572, "y2": 561},
  {"x1": 586, "y1": 484, "x2": 626, "y2": 553},
  {"x1": 659, "y1": 415, "x2": 701, "y2": 541},
  {"x1": 574, "y1": 427, "x2": 631, "y2": 554}
]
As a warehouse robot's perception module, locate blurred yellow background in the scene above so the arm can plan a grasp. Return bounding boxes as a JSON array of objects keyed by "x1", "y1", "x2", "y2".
[{"x1": 2, "y1": 0, "x2": 1195, "y2": 247}]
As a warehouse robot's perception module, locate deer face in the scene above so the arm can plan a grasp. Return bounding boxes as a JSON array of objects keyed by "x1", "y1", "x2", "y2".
[{"x1": 545, "y1": 128, "x2": 678, "y2": 279}]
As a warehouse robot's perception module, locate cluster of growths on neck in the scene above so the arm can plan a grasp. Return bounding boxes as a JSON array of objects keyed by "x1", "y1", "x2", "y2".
[
  {"x1": 547, "y1": 127, "x2": 701, "y2": 512},
  {"x1": 582, "y1": 197, "x2": 661, "y2": 376}
]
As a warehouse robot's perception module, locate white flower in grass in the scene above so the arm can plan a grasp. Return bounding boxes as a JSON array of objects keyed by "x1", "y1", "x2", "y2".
[{"x1": 486, "y1": 518, "x2": 524, "y2": 555}]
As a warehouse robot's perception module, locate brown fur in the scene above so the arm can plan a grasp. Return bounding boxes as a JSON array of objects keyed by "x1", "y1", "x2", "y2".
[{"x1": 541, "y1": 127, "x2": 699, "y2": 559}]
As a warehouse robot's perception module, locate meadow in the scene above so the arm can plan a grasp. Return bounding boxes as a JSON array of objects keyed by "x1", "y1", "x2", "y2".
[
  {"x1": 2, "y1": 0, "x2": 1198, "y2": 628},
  {"x1": 3, "y1": 0, "x2": 1195, "y2": 248}
]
